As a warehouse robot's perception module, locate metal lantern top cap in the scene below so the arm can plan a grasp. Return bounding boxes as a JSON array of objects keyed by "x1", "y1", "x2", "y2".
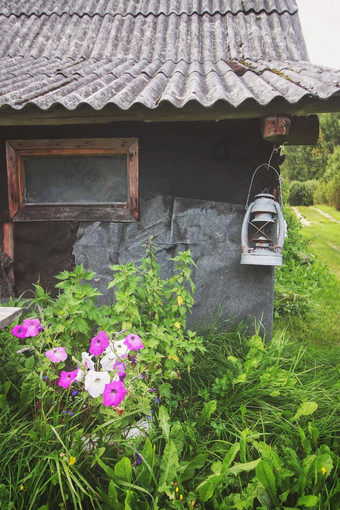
[{"x1": 251, "y1": 193, "x2": 277, "y2": 214}]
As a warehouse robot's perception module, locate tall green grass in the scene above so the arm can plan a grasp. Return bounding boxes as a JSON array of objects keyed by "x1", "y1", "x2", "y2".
[{"x1": 274, "y1": 207, "x2": 340, "y2": 346}]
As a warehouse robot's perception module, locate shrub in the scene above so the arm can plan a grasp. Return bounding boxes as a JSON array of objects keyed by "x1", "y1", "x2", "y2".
[
  {"x1": 326, "y1": 172, "x2": 340, "y2": 210},
  {"x1": 288, "y1": 179, "x2": 318, "y2": 206}
]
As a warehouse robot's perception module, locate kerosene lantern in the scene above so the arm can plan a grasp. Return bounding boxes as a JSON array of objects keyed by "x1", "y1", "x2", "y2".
[{"x1": 241, "y1": 166, "x2": 285, "y2": 266}]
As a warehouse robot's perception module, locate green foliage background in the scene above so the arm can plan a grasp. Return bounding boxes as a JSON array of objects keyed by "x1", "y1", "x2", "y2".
[{"x1": 281, "y1": 113, "x2": 340, "y2": 209}]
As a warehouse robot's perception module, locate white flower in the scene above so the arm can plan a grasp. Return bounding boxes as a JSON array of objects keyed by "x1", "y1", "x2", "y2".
[
  {"x1": 76, "y1": 369, "x2": 85, "y2": 382},
  {"x1": 84, "y1": 370, "x2": 110, "y2": 398},
  {"x1": 124, "y1": 419, "x2": 152, "y2": 439},
  {"x1": 100, "y1": 347, "x2": 118, "y2": 372},
  {"x1": 110, "y1": 339, "x2": 129, "y2": 358},
  {"x1": 81, "y1": 352, "x2": 95, "y2": 371}
]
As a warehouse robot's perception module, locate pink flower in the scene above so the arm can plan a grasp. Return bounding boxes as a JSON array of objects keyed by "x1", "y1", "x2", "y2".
[
  {"x1": 58, "y1": 368, "x2": 79, "y2": 389},
  {"x1": 124, "y1": 334, "x2": 144, "y2": 352},
  {"x1": 103, "y1": 380, "x2": 127, "y2": 408},
  {"x1": 89, "y1": 331, "x2": 109, "y2": 356},
  {"x1": 23, "y1": 318, "x2": 41, "y2": 337},
  {"x1": 12, "y1": 325, "x2": 28, "y2": 338},
  {"x1": 45, "y1": 347, "x2": 67, "y2": 363}
]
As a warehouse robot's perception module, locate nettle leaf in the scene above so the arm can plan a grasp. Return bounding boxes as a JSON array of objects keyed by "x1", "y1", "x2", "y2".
[
  {"x1": 158, "y1": 440, "x2": 179, "y2": 492},
  {"x1": 158, "y1": 405, "x2": 170, "y2": 441},
  {"x1": 296, "y1": 495, "x2": 319, "y2": 507},
  {"x1": 293, "y1": 402, "x2": 318, "y2": 422}
]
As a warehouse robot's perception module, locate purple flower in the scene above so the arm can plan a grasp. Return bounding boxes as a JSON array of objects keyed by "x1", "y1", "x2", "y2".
[
  {"x1": 113, "y1": 360, "x2": 126, "y2": 377},
  {"x1": 154, "y1": 397, "x2": 160, "y2": 404},
  {"x1": 23, "y1": 318, "x2": 41, "y2": 337},
  {"x1": 89, "y1": 331, "x2": 109, "y2": 356},
  {"x1": 103, "y1": 380, "x2": 127, "y2": 408},
  {"x1": 38, "y1": 326, "x2": 45, "y2": 332},
  {"x1": 12, "y1": 325, "x2": 28, "y2": 339},
  {"x1": 134, "y1": 452, "x2": 143, "y2": 465},
  {"x1": 58, "y1": 368, "x2": 79, "y2": 389},
  {"x1": 71, "y1": 390, "x2": 78, "y2": 396},
  {"x1": 45, "y1": 347, "x2": 67, "y2": 363},
  {"x1": 124, "y1": 334, "x2": 144, "y2": 352}
]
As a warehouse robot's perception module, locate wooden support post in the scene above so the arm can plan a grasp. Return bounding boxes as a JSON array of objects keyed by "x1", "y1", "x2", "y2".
[{"x1": 2, "y1": 222, "x2": 15, "y2": 286}]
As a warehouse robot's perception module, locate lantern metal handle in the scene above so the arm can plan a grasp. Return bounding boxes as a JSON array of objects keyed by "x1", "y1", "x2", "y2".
[
  {"x1": 245, "y1": 164, "x2": 284, "y2": 210},
  {"x1": 273, "y1": 199, "x2": 285, "y2": 253}
]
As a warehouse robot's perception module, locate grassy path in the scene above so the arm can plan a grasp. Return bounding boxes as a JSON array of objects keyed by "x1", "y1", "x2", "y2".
[{"x1": 295, "y1": 206, "x2": 340, "y2": 280}]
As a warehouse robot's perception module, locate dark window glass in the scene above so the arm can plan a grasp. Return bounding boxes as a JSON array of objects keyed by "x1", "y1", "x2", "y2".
[{"x1": 24, "y1": 155, "x2": 127, "y2": 204}]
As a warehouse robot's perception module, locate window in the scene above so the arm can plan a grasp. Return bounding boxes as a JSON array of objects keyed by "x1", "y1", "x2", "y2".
[{"x1": 6, "y1": 138, "x2": 138, "y2": 221}]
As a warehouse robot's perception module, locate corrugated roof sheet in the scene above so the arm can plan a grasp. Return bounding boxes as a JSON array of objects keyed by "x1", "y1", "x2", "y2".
[
  {"x1": 0, "y1": 12, "x2": 308, "y2": 61},
  {"x1": 1, "y1": 56, "x2": 338, "y2": 110},
  {"x1": 0, "y1": 0, "x2": 298, "y2": 17},
  {"x1": 0, "y1": 0, "x2": 339, "y2": 113}
]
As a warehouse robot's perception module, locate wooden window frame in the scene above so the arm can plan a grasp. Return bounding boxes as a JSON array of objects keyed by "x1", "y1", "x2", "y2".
[{"x1": 6, "y1": 138, "x2": 138, "y2": 222}]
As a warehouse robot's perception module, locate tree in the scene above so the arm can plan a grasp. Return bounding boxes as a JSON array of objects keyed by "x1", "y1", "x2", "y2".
[{"x1": 281, "y1": 113, "x2": 340, "y2": 183}]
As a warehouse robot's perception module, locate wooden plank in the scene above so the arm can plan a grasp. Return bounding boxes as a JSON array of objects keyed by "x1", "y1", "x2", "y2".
[
  {"x1": 12, "y1": 204, "x2": 137, "y2": 222},
  {"x1": 6, "y1": 141, "x2": 20, "y2": 219},
  {"x1": 2, "y1": 222, "x2": 14, "y2": 259},
  {"x1": 0, "y1": 98, "x2": 339, "y2": 126},
  {"x1": 0, "y1": 307, "x2": 22, "y2": 330},
  {"x1": 127, "y1": 138, "x2": 139, "y2": 219},
  {"x1": 9, "y1": 138, "x2": 137, "y2": 152},
  {"x1": 2, "y1": 221, "x2": 15, "y2": 286}
]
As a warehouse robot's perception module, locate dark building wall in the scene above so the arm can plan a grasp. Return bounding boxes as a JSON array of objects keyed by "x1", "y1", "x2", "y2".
[{"x1": 0, "y1": 119, "x2": 278, "y2": 333}]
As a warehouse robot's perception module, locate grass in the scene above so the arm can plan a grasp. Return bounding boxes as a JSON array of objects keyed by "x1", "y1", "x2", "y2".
[
  {"x1": 296, "y1": 206, "x2": 340, "y2": 279},
  {"x1": 273, "y1": 206, "x2": 340, "y2": 346},
  {"x1": 312, "y1": 204, "x2": 340, "y2": 222}
]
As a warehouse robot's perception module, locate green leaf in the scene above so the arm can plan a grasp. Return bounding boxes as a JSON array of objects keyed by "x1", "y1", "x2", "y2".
[
  {"x1": 97, "y1": 457, "x2": 115, "y2": 479},
  {"x1": 158, "y1": 405, "x2": 170, "y2": 441},
  {"x1": 296, "y1": 495, "x2": 319, "y2": 507},
  {"x1": 222, "y1": 443, "x2": 240, "y2": 473},
  {"x1": 107, "y1": 481, "x2": 121, "y2": 508},
  {"x1": 228, "y1": 458, "x2": 261, "y2": 476},
  {"x1": 114, "y1": 457, "x2": 132, "y2": 484},
  {"x1": 315, "y1": 453, "x2": 333, "y2": 479},
  {"x1": 138, "y1": 438, "x2": 155, "y2": 486},
  {"x1": 196, "y1": 463, "x2": 223, "y2": 503},
  {"x1": 199, "y1": 400, "x2": 217, "y2": 425},
  {"x1": 20, "y1": 372, "x2": 41, "y2": 407},
  {"x1": 124, "y1": 490, "x2": 137, "y2": 510},
  {"x1": 25, "y1": 355, "x2": 35, "y2": 370},
  {"x1": 180, "y1": 453, "x2": 209, "y2": 482},
  {"x1": 158, "y1": 383, "x2": 172, "y2": 398},
  {"x1": 170, "y1": 421, "x2": 185, "y2": 458},
  {"x1": 256, "y1": 460, "x2": 279, "y2": 506},
  {"x1": 158, "y1": 440, "x2": 179, "y2": 492},
  {"x1": 293, "y1": 402, "x2": 318, "y2": 422}
]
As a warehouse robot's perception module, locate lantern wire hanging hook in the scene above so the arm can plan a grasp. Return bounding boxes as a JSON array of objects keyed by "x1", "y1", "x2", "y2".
[{"x1": 245, "y1": 143, "x2": 285, "y2": 210}]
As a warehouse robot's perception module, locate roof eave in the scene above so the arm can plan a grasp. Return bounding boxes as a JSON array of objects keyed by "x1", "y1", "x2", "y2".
[{"x1": 0, "y1": 94, "x2": 339, "y2": 126}]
